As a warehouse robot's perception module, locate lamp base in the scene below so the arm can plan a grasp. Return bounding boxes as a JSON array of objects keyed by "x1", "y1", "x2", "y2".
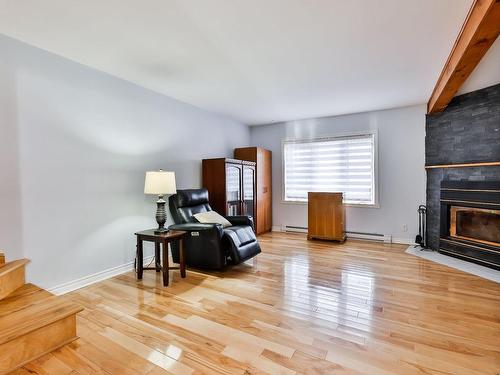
[
  {"x1": 154, "y1": 195, "x2": 168, "y2": 235},
  {"x1": 154, "y1": 227, "x2": 169, "y2": 235}
]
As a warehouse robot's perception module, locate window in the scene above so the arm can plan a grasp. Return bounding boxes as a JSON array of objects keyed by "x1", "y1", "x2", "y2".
[{"x1": 283, "y1": 133, "x2": 377, "y2": 205}]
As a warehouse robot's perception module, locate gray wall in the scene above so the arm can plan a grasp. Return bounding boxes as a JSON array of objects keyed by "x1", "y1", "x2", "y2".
[
  {"x1": 250, "y1": 104, "x2": 426, "y2": 243},
  {"x1": 0, "y1": 49, "x2": 23, "y2": 261},
  {"x1": 0, "y1": 35, "x2": 249, "y2": 289},
  {"x1": 425, "y1": 84, "x2": 500, "y2": 249}
]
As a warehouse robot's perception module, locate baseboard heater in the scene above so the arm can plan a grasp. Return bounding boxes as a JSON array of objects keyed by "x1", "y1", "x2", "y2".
[
  {"x1": 281, "y1": 225, "x2": 308, "y2": 233},
  {"x1": 279, "y1": 225, "x2": 392, "y2": 243}
]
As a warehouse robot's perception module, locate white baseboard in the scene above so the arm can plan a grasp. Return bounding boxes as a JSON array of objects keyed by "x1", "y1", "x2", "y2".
[
  {"x1": 48, "y1": 256, "x2": 154, "y2": 296},
  {"x1": 271, "y1": 225, "x2": 415, "y2": 245}
]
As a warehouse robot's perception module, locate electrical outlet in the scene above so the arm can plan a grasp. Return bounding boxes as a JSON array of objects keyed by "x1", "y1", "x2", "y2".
[{"x1": 403, "y1": 224, "x2": 408, "y2": 232}]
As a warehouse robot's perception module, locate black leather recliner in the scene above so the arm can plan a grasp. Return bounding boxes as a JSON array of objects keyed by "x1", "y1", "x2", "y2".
[{"x1": 168, "y1": 189, "x2": 261, "y2": 269}]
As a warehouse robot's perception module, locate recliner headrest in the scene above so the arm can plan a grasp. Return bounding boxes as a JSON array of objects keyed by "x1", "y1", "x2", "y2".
[{"x1": 171, "y1": 188, "x2": 209, "y2": 208}]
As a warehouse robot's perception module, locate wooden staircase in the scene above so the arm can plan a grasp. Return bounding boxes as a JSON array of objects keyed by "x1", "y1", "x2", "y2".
[{"x1": 0, "y1": 251, "x2": 82, "y2": 374}]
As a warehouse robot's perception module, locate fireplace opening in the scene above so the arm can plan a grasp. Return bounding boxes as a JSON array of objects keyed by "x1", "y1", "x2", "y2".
[
  {"x1": 450, "y1": 206, "x2": 500, "y2": 246},
  {"x1": 439, "y1": 181, "x2": 500, "y2": 270}
]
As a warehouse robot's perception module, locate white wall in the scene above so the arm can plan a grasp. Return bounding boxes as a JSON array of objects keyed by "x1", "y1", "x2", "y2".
[
  {"x1": 0, "y1": 52, "x2": 23, "y2": 260},
  {"x1": 250, "y1": 105, "x2": 426, "y2": 243},
  {"x1": 0, "y1": 35, "x2": 249, "y2": 289}
]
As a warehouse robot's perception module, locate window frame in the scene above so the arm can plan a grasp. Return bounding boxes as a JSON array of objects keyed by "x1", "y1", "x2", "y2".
[{"x1": 281, "y1": 131, "x2": 379, "y2": 208}]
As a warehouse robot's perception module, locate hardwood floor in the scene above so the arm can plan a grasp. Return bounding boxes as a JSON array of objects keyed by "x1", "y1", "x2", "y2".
[{"x1": 13, "y1": 232, "x2": 500, "y2": 374}]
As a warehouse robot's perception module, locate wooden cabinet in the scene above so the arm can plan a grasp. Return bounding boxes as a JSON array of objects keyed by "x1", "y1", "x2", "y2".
[
  {"x1": 307, "y1": 192, "x2": 345, "y2": 242},
  {"x1": 202, "y1": 158, "x2": 256, "y2": 218},
  {"x1": 234, "y1": 147, "x2": 272, "y2": 234}
]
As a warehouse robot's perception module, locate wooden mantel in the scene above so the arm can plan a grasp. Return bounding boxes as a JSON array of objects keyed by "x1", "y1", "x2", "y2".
[
  {"x1": 425, "y1": 161, "x2": 500, "y2": 169},
  {"x1": 427, "y1": 0, "x2": 500, "y2": 114}
]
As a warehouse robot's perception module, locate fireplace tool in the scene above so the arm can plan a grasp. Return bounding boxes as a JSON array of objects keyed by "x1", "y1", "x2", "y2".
[{"x1": 415, "y1": 205, "x2": 428, "y2": 249}]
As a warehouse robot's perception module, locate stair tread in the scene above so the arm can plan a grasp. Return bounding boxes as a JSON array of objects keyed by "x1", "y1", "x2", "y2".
[
  {"x1": 0, "y1": 283, "x2": 52, "y2": 316},
  {"x1": 0, "y1": 259, "x2": 29, "y2": 278},
  {"x1": 0, "y1": 285, "x2": 82, "y2": 345}
]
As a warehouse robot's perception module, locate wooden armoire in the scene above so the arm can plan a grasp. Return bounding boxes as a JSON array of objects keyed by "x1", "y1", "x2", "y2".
[
  {"x1": 202, "y1": 158, "x2": 257, "y2": 219},
  {"x1": 234, "y1": 147, "x2": 272, "y2": 234}
]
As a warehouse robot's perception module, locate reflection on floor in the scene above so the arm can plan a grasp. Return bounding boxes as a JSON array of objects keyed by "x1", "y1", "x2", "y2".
[{"x1": 13, "y1": 232, "x2": 500, "y2": 375}]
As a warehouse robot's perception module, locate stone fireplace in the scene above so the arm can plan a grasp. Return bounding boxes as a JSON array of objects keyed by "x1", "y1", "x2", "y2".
[
  {"x1": 426, "y1": 83, "x2": 500, "y2": 269},
  {"x1": 439, "y1": 181, "x2": 500, "y2": 269}
]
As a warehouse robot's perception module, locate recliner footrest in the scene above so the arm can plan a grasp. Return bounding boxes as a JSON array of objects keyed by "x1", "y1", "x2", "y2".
[{"x1": 223, "y1": 226, "x2": 261, "y2": 264}]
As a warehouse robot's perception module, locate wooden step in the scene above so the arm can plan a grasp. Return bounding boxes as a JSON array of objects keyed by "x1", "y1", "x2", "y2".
[
  {"x1": 0, "y1": 252, "x2": 5, "y2": 267},
  {"x1": 0, "y1": 283, "x2": 52, "y2": 316},
  {"x1": 0, "y1": 259, "x2": 29, "y2": 301},
  {"x1": 0, "y1": 285, "x2": 83, "y2": 374}
]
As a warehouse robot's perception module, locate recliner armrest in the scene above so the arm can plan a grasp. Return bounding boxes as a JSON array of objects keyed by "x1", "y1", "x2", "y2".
[
  {"x1": 170, "y1": 222, "x2": 221, "y2": 230},
  {"x1": 226, "y1": 215, "x2": 254, "y2": 229},
  {"x1": 169, "y1": 223, "x2": 224, "y2": 236}
]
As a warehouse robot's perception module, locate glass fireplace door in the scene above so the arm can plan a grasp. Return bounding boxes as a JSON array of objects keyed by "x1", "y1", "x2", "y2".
[{"x1": 450, "y1": 206, "x2": 500, "y2": 247}]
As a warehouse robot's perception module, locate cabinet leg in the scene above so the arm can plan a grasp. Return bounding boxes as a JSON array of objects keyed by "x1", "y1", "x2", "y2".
[
  {"x1": 155, "y1": 242, "x2": 161, "y2": 272},
  {"x1": 136, "y1": 237, "x2": 143, "y2": 280},
  {"x1": 162, "y1": 241, "x2": 169, "y2": 286}
]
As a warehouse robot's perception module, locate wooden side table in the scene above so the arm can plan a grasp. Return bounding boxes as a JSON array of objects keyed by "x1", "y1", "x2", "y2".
[{"x1": 134, "y1": 229, "x2": 187, "y2": 286}]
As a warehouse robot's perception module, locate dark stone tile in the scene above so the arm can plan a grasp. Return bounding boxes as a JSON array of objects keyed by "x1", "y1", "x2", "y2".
[{"x1": 425, "y1": 84, "x2": 500, "y2": 252}]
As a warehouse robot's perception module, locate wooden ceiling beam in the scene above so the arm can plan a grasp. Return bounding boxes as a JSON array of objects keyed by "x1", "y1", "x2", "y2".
[{"x1": 427, "y1": 0, "x2": 500, "y2": 114}]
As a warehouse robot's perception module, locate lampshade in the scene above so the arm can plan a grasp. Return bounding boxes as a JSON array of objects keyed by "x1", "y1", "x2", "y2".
[{"x1": 144, "y1": 171, "x2": 176, "y2": 195}]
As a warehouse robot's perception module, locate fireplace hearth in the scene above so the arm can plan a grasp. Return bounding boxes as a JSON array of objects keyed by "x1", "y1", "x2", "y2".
[{"x1": 440, "y1": 181, "x2": 500, "y2": 270}]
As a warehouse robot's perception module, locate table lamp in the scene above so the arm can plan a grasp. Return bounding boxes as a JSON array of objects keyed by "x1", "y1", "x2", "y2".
[{"x1": 144, "y1": 170, "x2": 177, "y2": 234}]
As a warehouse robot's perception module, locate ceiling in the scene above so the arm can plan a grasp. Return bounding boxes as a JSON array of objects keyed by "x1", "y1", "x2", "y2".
[{"x1": 0, "y1": 0, "x2": 481, "y2": 124}]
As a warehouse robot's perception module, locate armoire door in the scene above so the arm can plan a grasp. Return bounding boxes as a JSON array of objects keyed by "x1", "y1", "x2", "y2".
[
  {"x1": 226, "y1": 163, "x2": 242, "y2": 215},
  {"x1": 242, "y1": 165, "x2": 256, "y2": 218},
  {"x1": 234, "y1": 147, "x2": 272, "y2": 234}
]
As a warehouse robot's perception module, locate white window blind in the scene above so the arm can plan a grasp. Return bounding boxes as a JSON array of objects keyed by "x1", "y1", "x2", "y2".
[{"x1": 283, "y1": 134, "x2": 376, "y2": 205}]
